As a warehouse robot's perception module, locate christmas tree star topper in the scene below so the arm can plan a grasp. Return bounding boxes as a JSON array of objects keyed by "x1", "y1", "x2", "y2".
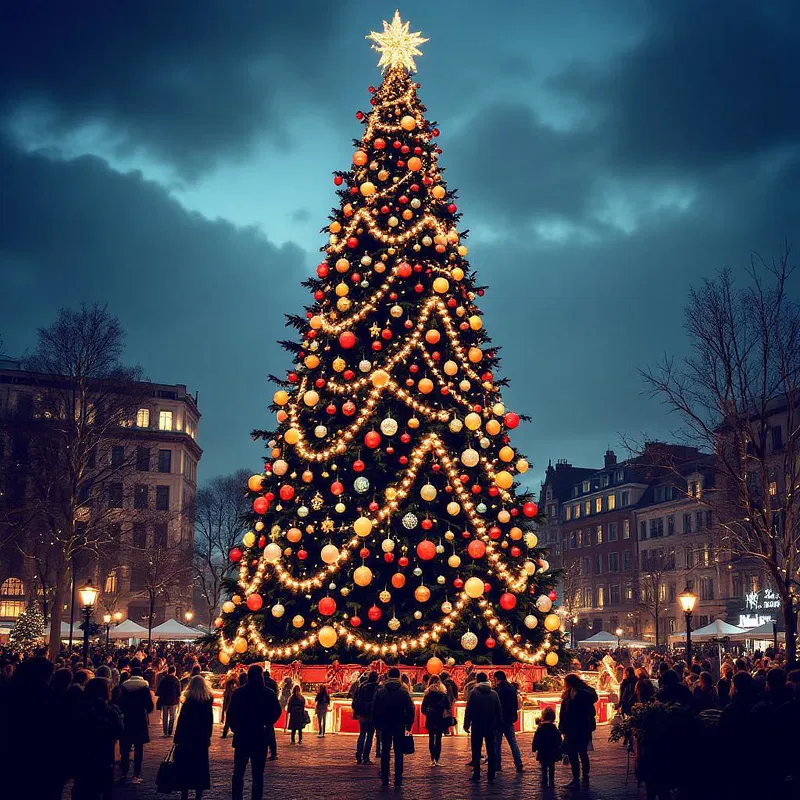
[{"x1": 367, "y1": 10, "x2": 428, "y2": 73}]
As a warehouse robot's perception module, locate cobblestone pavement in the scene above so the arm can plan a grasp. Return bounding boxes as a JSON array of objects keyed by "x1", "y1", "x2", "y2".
[{"x1": 66, "y1": 723, "x2": 641, "y2": 800}]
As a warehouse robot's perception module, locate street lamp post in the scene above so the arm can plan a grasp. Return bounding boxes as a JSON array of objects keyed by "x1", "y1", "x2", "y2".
[
  {"x1": 572, "y1": 615, "x2": 579, "y2": 649},
  {"x1": 678, "y1": 587, "x2": 698, "y2": 666},
  {"x1": 78, "y1": 579, "x2": 99, "y2": 667},
  {"x1": 615, "y1": 626, "x2": 624, "y2": 650},
  {"x1": 184, "y1": 610, "x2": 194, "y2": 625},
  {"x1": 103, "y1": 613, "x2": 112, "y2": 647}
]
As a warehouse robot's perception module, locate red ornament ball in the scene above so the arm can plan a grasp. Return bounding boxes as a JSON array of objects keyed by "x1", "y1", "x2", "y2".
[
  {"x1": 367, "y1": 605, "x2": 382, "y2": 622},
  {"x1": 488, "y1": 526, "x2": 501, "y2": 540},
  {"x1": 364, "y1": 431, "x2": 381, "y2": 449},
  {"x1": 485, "y1": 637, "x2": 496, "y2": 649},
  {"x1": 522, "y1": 502, "x2": 539, "y2": 518},
  {"x1": 398, "y1": 556, "x2": 409, "y2": 568},
  {"x1": 297, "y1": 549, "x2": 308, "y2": 561},
  {"x1": 416, "y1": 539, "x2": 436, "y2": 560},
  {"x1": 454, "y1": 578, "x2": 464, "y2": 589},
  {"x1": 397, "y1": 262, "x2": 412, "y2": 279},
  {"x1": 421, "y1": 518, "x2": 433, "y2": 531},
  {"x1": 467, "y1": 540, "x2": 486, "y2": 559},
  {"x1": 549, "y1": 590, "x2": 558, "y2": 601},
  {"x1": 343, "y1": 401, "x2": 356, "y2": 417},
  {"x1": 350, "y1": 615, "x2": 362, "y2": 627},
  {"x1": 279, "y1": 485, "x2": 295, "y2": 502},
  {"x1": 499, "y1": 592, "x2": 517, "y2": 611},
  {"x1": 316, "y1": 263, "x2": 329, "y2": 278},
  {"x1": 333, "y1": 175, "x2": 343, "y2": 186},
  {"x1": 252, "y1": 496, "x2": 269, "y2": 515},
  {"x1": 504, "y1": 412, "x2": 520, "y2": 429},
  {"x1": 339, "y1": 331, "x2": 357, "y2": 349},
  {"x1": 353, "y1": 459, "x2": 365, "y2": 472},
  {"x1": 330, "y1": 481, "x2": 344, "y2": 496},
  {"x1": 359, "y1": 547, "x2": 370, "y2": 559},
  {"x1": 229, "y1": 548, "x2": 243, "y2": 563},
  {"x1": 318, "y1": 597, "x2": 337, "y2": 616},
  {"x1": 246, "y1": 593, "x2": 263, "y2": 611},
  {"x1": 346, "y1": 236, "x2": 359, "y2": 249}
]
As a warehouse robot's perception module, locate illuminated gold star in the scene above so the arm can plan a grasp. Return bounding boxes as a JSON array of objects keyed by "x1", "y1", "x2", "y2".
[
  {"x1": 321, "y1": 516, "x2": 334, "y2": 533},
  {"x1": 369, "y1": 322, "x2": 381, "y2": 337},
  {"x1": 367, "y1": 10, "x2": 428, "y2": 73}
]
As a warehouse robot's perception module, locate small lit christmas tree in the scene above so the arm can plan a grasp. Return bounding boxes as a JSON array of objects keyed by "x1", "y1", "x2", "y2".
[
  {"x1": 218, "y1": 12, "x2": 565, "y2": 668},
  {"x1": 8, "y1": 604, "x2": 45, "y2": 653}
]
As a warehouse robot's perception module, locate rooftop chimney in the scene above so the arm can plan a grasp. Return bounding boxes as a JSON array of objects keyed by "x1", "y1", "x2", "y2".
[{"x1": 604, "y1": 450, "x2": 617, "y2": 469}]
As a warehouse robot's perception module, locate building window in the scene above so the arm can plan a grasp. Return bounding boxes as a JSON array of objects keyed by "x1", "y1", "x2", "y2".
[
  {"x1": 0, "y1": 601, "x2": 24, "y2": 618},
  {"x1": 772, "y1": 426, "x2": 783, "y2": 451},
  {"x1": 582, "y1": 481, "x2": 590, "y2": 493},
  {"x1": 621, "y1": 491, "x2": 629, "y2": 507},
  {"x1": 584, "y1": 500, "x2": 591, "y2": 516},
  {"x1": 104, "y1": 570, "x2": 118, "y2": 594},
  {"x1": 608, "y1": 494, "x2": 616, "y2": 511},
  {"x1": 682, "y1": 513, "x2": 692, "y2": 534},
  {"x1": 659, "y1": 583, "x2": 667, "y2": 602},
  {"x1": 158, "y1": 410, "x2": 173, "y2": 431},
  {"x1": 696, "y1": 510, "x2": 705, "y2": 530},
  {"x1": 667, "y1": 516, "x2": 675, "y2": 536},
  {"x1": 596, "y1": 525, "x2": 603, "y2": 545},
  {"x1": 158, "y1": 449, "x2": 172, "y2": 474},
  {"x1": 685, "y1": 547, "x2": 694, "y2": 569},
  {"x1": 132, "y1": 523, "x2": 147, "y2": 549},
  {"x1": 565, "y1": 505, "x2": 572, "y2": 521},
  {"x1": 583, "y1": 587, "x2": 592, "y2": 607},
  {"x1": 136, "y1": 408, "x2": 150, "y2": 428},
  {"x1": 155, "y1": 485, "x2": 170, "y2": 511},
  {"x1": 624, "y1": 583, "x2": 634, "y2": 601},
  {"x1": 570, "y1": 531, "x2": 578, "y2": 549},
  {"x1": 108, "y1": 483, "x2": 123, "y2": 508},
  {"x1": 154, "y1": 522, "x2": 168, "y2": 548},
  {"x1": 769, "y1": 481, "x2": 778, "y2": 497},
  {"x1": 608, "y1": 552, "x2": 620, "y2": 573},
  {"x1": 596, "y1": 586, "x2": 605, "y2": 608},
  {"x1": 610, "y1": 585, "x2": 621, "y2": 605},
  {"x1": 574, "y1": 504, "x2": 581, "y2": 519},
  {"x1": 615, "y1": 470, "x2": 624, "y2": 483},
  {"x1": 562, "y1": 534, "x2": 568, "y2": 552},
  {"x1": 136, "y1": 447, "x2": 150, "y2": 472},
  {"x1": 623, "y1": 519, "x2": 630, "y2": 539},
  {"x1": 602, "y1": 474, "x2": 610, "y2": 488},
  {"x1": 699, "y1": 577, "x2": 714, "y2": 601},
  {"x1": 608, "y1": 522, "x2": 618, "y2": 542},
  {"x1": 595, "y1": 497, "x2": 603, "y2": 514},
  {"x1": 595, "y1": 555, "x2": 602, "y2": 575},
  {"x1": 623, "y1": 550, "x2": 631, "y2": 571},
  {"x1": 657, "y1": 518, "x2": 664, "y2": 537},
  {"x1": 640, "y1": 521, "x2": 647, "y2": 540},
  {"x1": 111, "y1": 446, "x2": 125, "y2": 468},
  {"x1": 134, "y1": 484, "x2": 149, "y2": 510},
  {"x1": 1, "y1": 577, "x2": 24, "y2": 596},
  {"x1": 706, "y1": 510, "x2": 713, "y2": 528}
]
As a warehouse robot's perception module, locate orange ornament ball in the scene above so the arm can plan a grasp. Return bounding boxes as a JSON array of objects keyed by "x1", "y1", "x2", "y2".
[
  {"x1": 353, "y1": 150, "x2": 368, "y2": 166},
  {"x1": 408, "y1": 156, "x2": 423, "y2": 172},
  {"x1": 414, "y1": 585, "x2": 431, "y2": 603},
  {"x1": 425, "y1": 329, "x2": 441, "y2": 345},
  {"x1": 431, "y1": 185, "x2": 446, "y2": 200},
  {"x1": 246, "y1": 593, "x2": 263, "y2": 611},
  {"x1": 426, "y1": 656, "x2": 444, "y2": 676},
  {"x1": 467, "y1": 539, "x2": 487, "y2": 559},
  {"x1": 247, "y1": 474, "x2": 263, "y2": 493},
  {"x1": 418, "y1": 378, "x2": 434, "y2": 394},
  {"x1": 391, "y1": 572, "x2": 407, "y2": 589}
]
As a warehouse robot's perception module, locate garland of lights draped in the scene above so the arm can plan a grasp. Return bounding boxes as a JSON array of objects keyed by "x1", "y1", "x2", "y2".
[{"x1": 216, "y1": 12, "x2": 566, "y2": 670}]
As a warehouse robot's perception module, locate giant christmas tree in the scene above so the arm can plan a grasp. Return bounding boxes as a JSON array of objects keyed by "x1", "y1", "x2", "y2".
[{"x1": 217, "y1": 12, "x2": 565, "y2": 668}]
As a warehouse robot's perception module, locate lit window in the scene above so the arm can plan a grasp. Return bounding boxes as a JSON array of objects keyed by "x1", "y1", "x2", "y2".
[
  {"x1": 623, "y1": 520, "x2": 630, "y2": 539},
  {"x1": 158, "y1": 410, "x2": 173, "y2": 431},
  {"x1": 104, "y1": 570, "x2": 118, "y2": 594},
  {"x1": 596, "y1": 525, "x2": 603, "y2": 545},
  {"x1": 0, "y1": 600, "x2": 24, "y2": 618},
  {"x1": 1, "y1": 577, "x2": 25, "y2": 596},
  {"x1": 608, "y1": 494, "x2": 616, "y2": 511},
  {"x1": 595, "y1": 497, "x2": 603, "y2": 514},
  {"x1": 584, "y1": 500, "x2": 591, "y2": 516},
  {"x1": 769, "y1": 481, "x2": 777, "y2": 497},
  {"x1": 596, "y1": 587, "x2": 605, "y2": 608},
  {"x1": 136, "y1": 408, "x2": 150, "y2": 428}
]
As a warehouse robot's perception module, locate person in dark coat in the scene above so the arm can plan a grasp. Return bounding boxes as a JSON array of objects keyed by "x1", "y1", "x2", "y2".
[
  {"x1": 372, "y1": 666, "x2": 415, "y2": 788},
  {"x1": 618, "y1": 667, "x2": 637, "y2": 716},
  {"x1": 227, "y1": 664, "x2": 282, "y2": 800},
  {"x1": 719, "y1": 672, "x2": 759, "y2": 797},
  {"x1": 691, "y1": 671, "x2": 717, "y2": 713},
  {"x1": 532, "y1": 706, "x2": 563, "y2": 788},
  {"x1": 558, "y1": 673, "x2": 598, "y2": 789},
  {"x1": 353, "y1": 671, "x2": 379, "y2": 764},
  {"x1": 493, "y1": 670, "x2": 524, "y2": 772},
  {"x1": 464, "y1": 671, "x2": 504, "y2": 784},
  {"x1": 314, "y1": 685, "x2": 331, "y2": 737},
  {"x1": 174, "y1": 675, "x2": 214, "y2": 800},
  {"x1": 717, "y1": 664, "x2": 733, "y2": 708},
  {"x1": 421, "y1": 675, "x2": 450, "y2": 766},
  {"x1": 72, "y1": 677, "x2": 124, "y2": 800},
  {"x1": 654, "y1": 669, "x2": 692, "y2": 707},
  {"x1": 440, "y1": 671, "x2": 458, "y2": 736},
  {"x1": 286, "y1": 684, "x2": 308, "y2": 744},
  {"x1": 635, "y1": 668, "x2": 656, "y2": 704},
  {"x1": 156, "y1": 664, "x2": 182, "y2": 736},
  {"x1": 221, "y1": 675, "x2": 239, "y2": 738},
  {"x1": 263, "y1": 670, "x2": 279, "y2": 758},
  {"x1": 118, "y1": 667, "x2": 154, "y2": 784}
]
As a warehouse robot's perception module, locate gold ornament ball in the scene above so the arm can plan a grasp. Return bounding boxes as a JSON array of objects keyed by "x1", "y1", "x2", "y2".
[
  {"x1": 379, "y1": 589, "x2": 392, "y2": 604},
  {"x1": 444, "y1": 531, "x2": 455, "y2": 542},
  {"x1": 354, "y1": 516, "x2": 373, "y2": 537},
  {"x1": 255, "y1": 521, "x2": 265, "y2": 532},
  {"x1": 286, "y1": 527, "x2": 302, "y2": 543},
  {"x1": 388, "y1": 617, "x2": 401, "y2": 631},
  {"x1": 318, "y1": 625, "x2": 338, "y2": 648},
  {"x1": 451, "y1": 267, "x2": 464, "y2": 281},
  {"x1": 431, "y1": 185, "x2": 446, "y2": 200},
  {"x1": 222, "y1": 601, "x2": 235, "y2": 614},
  {"x1": 264, "y1": 543, "x2": 282, "y2": 563},
  {"x1": 446, "y1": 501, "x2": 461, "y2": 516},
  {"x1": 335, "y1": 282, "x2": 349, "y2": 297},
  {"x1": 273, "y1": 458, "x2": 288, "y2": 476},
  {"x1": 353, "y1": 149, "x2": 368, "y2": 166},
  {"x1": 329, "y1": 221, "x2": 341, "y2": 234},
  {"x1": 321, "y1": 544, "x2": 340, "y2": 564},
  {"x1": 273, "y1": 391, "x2": 289, "y2": 407},
  {"x1": 545, "y1": 651, "x2": 560, "y2": 667},
  {"x1": 449, "y1": 417, "x2": 464, "y2": 433},
  {"x1": 414, "y1": 610, "x2": 423, "y2": 620},
  {"x1": 302, "y1": 470, "x2": 314, "y2": 483},
  {"x1": 461, "y1": 448, "x2": 479, "y2": 467},
  {"x1": 242, "y1": 531, "x2": 256, "y2": 548},
  {"x1": 372, "y1": 369, "x2": 391, "y2": 388},
  {"x1": 524, "y1": 614, "x2": 538, "y2": 629},
  {"x1": 408, "y1": 156, "x2": 422, "y2": 171},
  {"x1": 544, "y1": 613, "x2": 561, "y2": 632},
  {"x1": 495, "y1": 470, "x2": 514, "y2": 490},
  {"x1": 447, "y1": 554, "x2": 461, "y2": 568},
  {"x1": 309, "y1": 315, "x2": 323, "y2": 329},
  {"x1": 292, "y1": 614, "x2": 305, "y2": 629},
  {"x1": 485, "y1": 419, "x2": 501, "y2": 436},
  {"x1": 333, "y1": 357, "x2": 345, "y2": 372},
  {"x1": 443, "y1": 360, "x2": 458, "y2": 376},
  {"x1": 468, "y1": 315, "x2": 482, "y2": 331},
  {"x1": 432, "y1": 277, "x2": 450, "y2": 294},
  {"x1": 464, "y1": 576, "x2": 485, "y2": 598},
  {"x1": 459, "y1": 379, "x2": 471, "y2": 392},
  {"x1": 360, "y1": 181, "x2": 376, "y2": 196},
  {"x1": 400, "y1": 115, "x2": 416, "y2": 131},
  {"x1": 304, "y1": 354, "x2": 320, "y2": 370},
  {"x1": 509, "y1": 526, "x2": 523, "y2": 541},
  {"x1": 468, "y1": 347, "x2": 483, "y2": 364},
  {"x1": 441, "y1": 601, "x2": 453, "y2": 614},
  {"x1": 233, "y1": 636, "x2": 248, "y2": 654},
  {"x1": 420, "y1": 484, "x2": 437, "y2": 501},
  {"x1": 284, "y1": 428, "x2": 300, "y2": 445},
  {"x1": 418, "y1": 377, "x2": 434, "y2": 394},
  {"x1": 247, "y1": 474, "x2": 264, "y2": 492},
  {"x1": 218, "y1": 651, "x2": 231, "y2": 665},
  {"x1": 354, "y1": 566, "x2": 373, "y2": 586},
  {"x1": 415, "y1": 585, "x2": 431, "y2": 603},
  {"x1": 499, "y1": 446, "x2": 514, "y2": 463},
  {"x1": 525, "y1": 532, "x2": 539, "y2": 548},
  {"x1": 271, "y1": 603, "x2": 285, "y2": 619},
  {"x1": 516, "y1": 459, "x2": 529, "y2": 474},
  {"x1": 408, "y1": 417, "x2": 420, "y2": 429},
  {"x1": 464, "y1": 412, "x2": 482, "y2": 431}
]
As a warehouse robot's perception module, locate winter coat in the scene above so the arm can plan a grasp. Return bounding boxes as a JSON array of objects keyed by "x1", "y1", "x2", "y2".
[
  {"x1": 494, "y1": 679, "x2": 519, "y2": 726},
  {"x1": 443, "y1": 677, "x2": 458, "y2": 704},
  {"x1": 464, "y1": 683, "x2": 504, "y2": 735},
  {"x1": 279, "y1": 682, "x2": 293, "y2": 709},
  {"x1": 655, "y1": 681, "x2": 692, "y2": 707},
  {"x1": 226, "y1": 681, "x2": 282, "y2": 749},
  {"x1": 156, "y1": 674, "x2": 181, "y2": 708},
  {"x1": 118, "y1": 676, "x2": 154, "y2": 744},
  {"x1": 532, "y1": 720, "x2": 562, "y2": 764},
  {"x1": 174, "y1": 696, "x2": 213, "y2": 791},
  {"x1": 372, "y1": 679, "x2": 415, "y2": 732},
  {"x1": 353, "y1": 680, "x2": 379, "y2": 723},
  {"x1": 314, "y1": 689, "x2": 330, "y2": 714},
  {"x1": 619, "y1": 677, "x2": 637, "y2": 715},
  {"x1": 691, "y1": 685, "x2": 717, "y2": 713},
  {"x1": 635, "y1": 677, "x2": 656, "y2": 704},
  {"x1": 558, "y1": 685, "x2": 598, "y2": 747},
  {"x1": 287, "y1": 695, "x2": 308, "y2": 730},
  {"x1": 222, "y1": 678, "x2": 238, "y2": 713},
  {"x1": 73, "y1": 697, "x2": 124, "y2": 786},
  {"x1": 421, "y1": 687, "x2": 451, "y2": 733}
]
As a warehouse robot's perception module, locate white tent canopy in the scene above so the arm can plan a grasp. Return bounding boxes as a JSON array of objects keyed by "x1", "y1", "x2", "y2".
[
  {"x1": 149, "y1": 619, "x2": 203, "y2": 640},
  {"x1": 728, "y1": 622, "x2": 784, "y2": 643},
  {"x1": 109, "y1": 619, "x2": 148, "y2": 640},
  {"x1": 669, "y1": 619, "x2": 746, "y2": 642},
  {"x1": 577, "y1": 631, "x2": 618, "y2": 648}
]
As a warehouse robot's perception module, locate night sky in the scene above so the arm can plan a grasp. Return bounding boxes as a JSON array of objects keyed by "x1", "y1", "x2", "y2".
[{"x1": 1, "y1": 1, "x2": 798, "y2": 490}]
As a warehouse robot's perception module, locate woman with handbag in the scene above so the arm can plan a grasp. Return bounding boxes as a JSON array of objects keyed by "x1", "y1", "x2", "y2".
[
  {"x1": 286, "y1": 684, "x2": 309, "y2": 744},
  {"x1": 173, "y1": 675, "x2": 213, "y2": 799},
  {"x1": 421, "y1": 675, "x2": 451, "y2": 767}
]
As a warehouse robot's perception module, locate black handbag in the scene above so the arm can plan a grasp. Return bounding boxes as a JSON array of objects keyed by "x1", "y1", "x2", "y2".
[
  {"x1": 303, "y1": 710, "x2": 312, "y2": 726},
  {"x1": 444, "y1": 714, "x2": 458, "y2": 728},
  {"x1": 156, "y1": 745, "x2": 178, "y2": 794},
  {"x1": 401, "y1": 733, "x2": 416, "y2": 755}
]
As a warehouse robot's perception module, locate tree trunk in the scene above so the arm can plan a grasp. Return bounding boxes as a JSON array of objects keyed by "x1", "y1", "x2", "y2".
[
  {"x1": 783, "y1": 596, "x2": 797, "y2": 667},
  {"x1": 147, "y1": 591, "x2": 155, "y2": 648},
  {"x1": 48, "y1": 573, "x2": 68, "y2": 661}
]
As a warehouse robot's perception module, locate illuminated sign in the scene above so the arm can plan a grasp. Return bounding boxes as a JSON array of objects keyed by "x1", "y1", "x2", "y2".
[{"x1": 738, "y1": 588, "x2": 779, "y2": 628}]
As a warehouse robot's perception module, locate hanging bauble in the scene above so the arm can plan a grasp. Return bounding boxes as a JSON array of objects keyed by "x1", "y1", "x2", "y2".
[
  {"x1": 535, "y1": 595, "x2": 553, "y2": 613},
  {"x1": 247, "y1": 474, "x2": 264, "y2": 492},
  {"x1": 359, "y1": 359, "x2": 372, "y2": 373},
  {"x1": 516, "y1": 459, "x2": 529, "y2": 474},
  {"x1": 509, "y1": 526, "x2": 523, "y2": 541},
  {"x1": 354, "y1": 566, "x2": 373, "y2": 586},
  {"x1": 354, "y1": 476, "x2": 370, "y2": 493},
  {"x1": 371, "y1": 369, "x2": 390, "y2": 388},
  {"x1": 318, "y1": 597, "x2": 337, "y2": 616},
  {"x1": 449, "y1": 418, "x2": 464, "y2": 434},
  {"x1": 443, "y1": 360, "x2": 458, "y2": 376},
  {"x1": 467, "y1": 540, "x2": 486, "y2": 559},
  {"x1": 272, "y1": 603, "x2": 285, "y2": 618},
  {"x1": 413, "y1": 567, "x2": 423, "y2": 577},
  {"x1": 292, "y1": 614, "x2": 305, "y2": 629},
  {"x1": 286, "y1": 527, "x2": 302, "y2": 544},
  {"x1": 360, "y1": 181, "x2": 375, "y2": 196},
  {"x1": 460, "y1": 379, "x2": 471, "y2": 392},
  {"x1": 499, "y1": 593, "x2": 517, "y2": 611},
  {"x1": 433, "y1": 277, "x2": 450, "y2": 293},
  {"x1": 544, "y1": 613, "x2": 561, "y2": 632},
  {"x1": 497, "y1": 510, "x2": 511, "y2": 525},
  {"x1": 302, "y1": 470, "x2": 314, "y2": 483},
  {"x1": 485, "y1": 637, "x2": 496, "y2": 649},
  {"x1": 321, "y1": 544, "x2": 340, "y2": 565},
  {"x1": 476, "y1": 503, "x2": 487, "y2": 514},
  {"x1": 378, "y1": 589, "x2": 392, "y2": 604},
  {"x1": 391, "y1": 572, "x2": 406, "y2": 589},
  {"x1": 390, "y1": 304, "x2": 403, "y2": 318},
  {"x1": 418, "y1": 377, "x2": 434, "y2": 394},
  {"x1": 255, "y1": 521, "x2": 265, "y2": 532},
  {"x1": 303, "y1": 390, "x2": 319, "y2": 408},
  {"x1": 318, "y1": 625, "x2": 338, "y2": 648},
  {"x1": 495, "y1": 471, "x2": 513, "y2": 490},
  {"x1": 339, "y1": 331, "x2": 357, "y2": 349},
  {"x1": 350, "y1": 615, "x2": 361, "y2": 627},
  {"x1": 333, "y1": 357, "x2": 346, "y2": 373},
  {"x1": 314, "y1": 425, "x2": 328, "y2": 438},
  {"x1": 464, "y1": 413, "x2": 482, "y2": 431},
  {"x1": 243, "y1": 531, "x2": 256, "y2": 548},
  {"x1": 426, "y1": 656, "x2": 444, "y2": 675},
  {"x1": 402, "y1": 513, "x2": 418, "y2": 530},
  {"x1": 539, "y1": 559, "x2": 550, "y2": 573},
  {"x1": 461, "y1": 631, "x2": 478, "y2": 650},
  {"x1": 420, "y1": 484, "x2": 437, "y2": 501},
  {"x1": 414, "y1": 610, "x2": 423, "y2": 620},
  {"x1": 273, "y1": 390, "x2": 289, "y2": 406},
  {"x1": 330, "y1": 480, "x2": 344, "y2": 496},
  {"x1": 264, "y1": 543, "x2": 281, "y2": 563},
  {"x1": 380, "y1": 417, "x2": 398, "y2": 436},
  {"x1": 353, "y1": 459, "x2": 365, "y2": 472},
  {"x1": 545, "y1": 651, "x2": 559, "y2": 667},
  {"x1": 415, "y1": 585, "x2": 431, "y2": 602},
  {"x1": 447, "y1": 501, "x2": 461, "y2": 516},
  {"x1": 447, "y1": 554, "x2": 461, "y2": 568},
  {"x1": 354, "y1": 517, "x2": 373, "y2": 537},
  {"x1": 229, "y1": 547, "x2": 243, "y2": 563},
  {"x1": 464, "y1": 577, "x2": 485, "y2": 598},
  {"x1": 435, "y1": 544, "x2": 445, "y2": 555},
  {"x1": 441, "y1": 601, "x2": 453, "y2": 614},
  {"x1": 222, "y1": 600, "x2": 235, "y2": 614},
  {"x1": 416, "y1": 540, "x2": 436, "y2": 560},
  {"x1": 523, "y1": 501, "x2": 539, "y2": 518},
  {"x1": 524, "y1": 560, "x2": 536, "y2": 576},
  {"x1": 245, "y1": 593, "x2": 262, "y2": 612},
  {"x1": 498, "y1": 446, "x2": 514, "y2": 463},
  {"x1": 524, "y1": 614, "x2": 538, "y2": 629},
  {"x1": 400, "y1": 115, "x2": 416, "y2": 131},
  {"x1": 233, "y1": 636, "x2": 248, "y2": 654},
  {"x1": 368, "y1": 605, "x2": 382, "y2": 622},
  {"x1": 219, "y1": 651, "x2": 230, "y2": 666},
  {"x1": 525, "y1": 529, "x2": 538, "y2": 547},
  {"x1": 436, "y1": 575, "x2": 446, "y2": 585},
  {"x1": 297, "y1": 505, "x2": 310, "y2": 518},
  {"x1": 425, "y1": 329, "x2": 441, "y2": 345},
  {"x1": 381, "y1": 538, "x2": 395, "y2": 553},
  {"x1": 364, "y1": 431, "x2": 381, "y2": 448},
  {"x1": 461, "y1": 448, "x2": 479, "y2": 467},
  {"x1": 504, "y1": 412, "x2": 520, "y2": 429},
  {"x1": 549, "y1": 590, "x2": 558, "y2": 602},
  {"x1": 388, "y1": 616, "x2": 401, "y2": 631},
  {"x1": 352, "y1": 149, "x2": 368, "y2": 165}
]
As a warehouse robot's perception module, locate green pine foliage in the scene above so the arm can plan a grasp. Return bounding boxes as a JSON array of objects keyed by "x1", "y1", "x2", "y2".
[{"x1": 8, "y1": 603, "x2": 45, "y2": 653}]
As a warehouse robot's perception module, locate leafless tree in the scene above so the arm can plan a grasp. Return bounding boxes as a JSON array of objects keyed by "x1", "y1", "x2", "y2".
[
  {"x1": 643, "y1": 245, "x2": 800, "y2": 663},
  {"x1": 3, "y1": 304, "x2": 146, "y2": 659},
  {"x1": 559, "y1": 557, "x2": 584, "y2": 646},
  {"x1": 637, "y1": 557, "x2": 674, "y2": 649},
  {"x1": 193, "y1": 469, "x2": 251, "y2": 628}
]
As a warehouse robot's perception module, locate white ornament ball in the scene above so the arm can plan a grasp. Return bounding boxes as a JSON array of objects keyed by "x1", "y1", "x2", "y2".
[
  {"x1": 524, "y1": 614, "x2": 538, "y2": 630},
  {"x1": 354, "y1": 476, "x2": 370, "y2": 493},
  {"x1": 359, "y1": 360, "x2": 372, "y2": 373},
  {"x1": 449, "y1": 418, "x2": 464, "y2": 434},
  {"x1": 435, "y1": 544, "x2": 445, "y2": 554},
  {"x1": 437, "y1": 575, "x2": 446, "y2": 585},
  {"x1": 314, "y1": 425, "x2": 328, "y2": 439},
  {"x1": 461, "y1": 448, "x2": 479, "y2": 467},
  {"x1": 380, "y1": 417, "x2": 398, "y2": 436},
  {"x1": 402, "y1": 513, "x2": 418, "y2": 530},
  {"x1": 413, "y1": 567, "x2": 423, "y2": 577},
  {"x1": 264, "y1": 543, "x2": 282, "y2": 563},
  {"x1": 321, "y1": 544, "x2": 340, "y2": 564},
  {"x1": 271, "y1": 603, "x2": 285, "y2": 618},
  {"x1": 476, "y1": 503, "x2": 487, "y2": 514},
  {"x1": 297, "y1": 505, "x2": 309, "y2": 518},
  {"x1": 361, "y1": 255, "x2": 372, "y2": 266},
  {"x1": 272, "y1": 459, "x2": 288, "y2": 476},
  {"x1": 536, "y1": 595, "x2": 553, "y2": 613},
  {"x1": 461, "y1": 631, "x2": 478, "y2": 650}
]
